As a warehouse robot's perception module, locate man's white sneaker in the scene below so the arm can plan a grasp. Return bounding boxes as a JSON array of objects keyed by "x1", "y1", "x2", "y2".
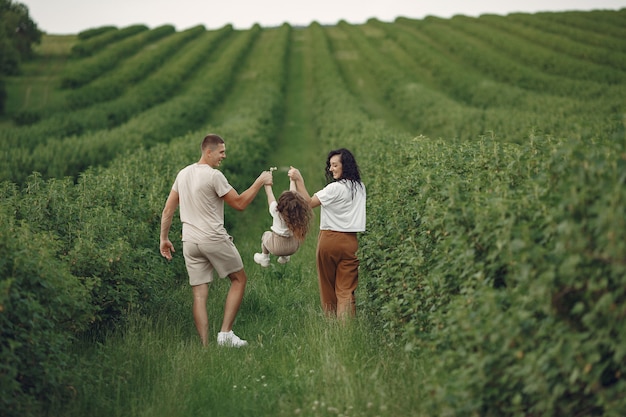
[
  {"x1": 217, "y1": 330, "x2": 248, "y2": 347},
  {"x1": 277, "y1": 255, "x2": 290, "y2": 264},
  {"x1": 254, "y1": 253, "x2": 270, "y2": 267}
]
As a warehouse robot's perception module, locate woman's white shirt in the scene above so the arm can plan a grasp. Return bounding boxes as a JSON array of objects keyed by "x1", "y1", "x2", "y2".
[{"x1": 314, "y1": 180, "x2": 366, "y2": 232}]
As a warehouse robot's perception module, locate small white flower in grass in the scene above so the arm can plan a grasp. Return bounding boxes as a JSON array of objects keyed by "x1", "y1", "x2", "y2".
[
  {"x1": 294, "y1": 409, "x2": 301, "y2": 415},
  {"x1": 270, "y1": 167, "x2": 277, "y2": 172}
]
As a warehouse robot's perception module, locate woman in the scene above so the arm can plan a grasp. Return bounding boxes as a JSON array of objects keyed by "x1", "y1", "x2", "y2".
[{"x1": 288, "y1": 148, "x2": 366, "y2": 317}]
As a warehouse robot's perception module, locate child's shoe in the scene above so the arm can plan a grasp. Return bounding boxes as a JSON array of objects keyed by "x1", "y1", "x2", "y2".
[
  {"x1": 277, "y1": 255, "x2": 291, "y2": 264},
  {"x1": 254, "y1": 253, "x2": 270, "y2": 267}
]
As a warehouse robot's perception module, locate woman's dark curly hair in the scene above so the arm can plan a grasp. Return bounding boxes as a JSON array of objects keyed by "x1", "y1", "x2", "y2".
[
  {"x1": 277, "y1": 191, "x2": 313, "y2": 242},
  {"x1": 325, "y1": 148, "x2": 363, "y2": 198}
]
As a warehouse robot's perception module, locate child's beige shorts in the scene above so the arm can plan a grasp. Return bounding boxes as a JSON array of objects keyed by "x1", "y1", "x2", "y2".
[{"x1": 262, "y1": 231, "x2": 300, "y2": 257}]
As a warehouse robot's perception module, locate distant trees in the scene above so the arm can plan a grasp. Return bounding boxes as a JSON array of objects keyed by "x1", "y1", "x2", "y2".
[{"x1": 0, "y1": 0, "x2": 43, "y2": 113}]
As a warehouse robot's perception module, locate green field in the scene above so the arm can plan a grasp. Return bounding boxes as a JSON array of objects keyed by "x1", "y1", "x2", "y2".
[{"x1": 1, "y1": 9, "x2": 625, "y2": 417}]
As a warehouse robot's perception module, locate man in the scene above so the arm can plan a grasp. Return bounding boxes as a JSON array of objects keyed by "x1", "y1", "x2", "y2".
[{"x1": 160, "y1": 133, "x2": 272, "y2": 347}]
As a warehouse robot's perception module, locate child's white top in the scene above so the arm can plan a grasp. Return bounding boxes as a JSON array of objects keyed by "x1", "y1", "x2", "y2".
[{"x1": 269, "y1": 201, "x2": 292, "y2": 237}]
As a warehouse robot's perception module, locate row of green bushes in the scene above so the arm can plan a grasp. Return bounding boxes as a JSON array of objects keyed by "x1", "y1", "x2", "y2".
[
  {"x1": 0, "y1": 23, "x2": 291, "y2": 417},
  {"x1": 440, "y1": 15, "x2": 626, "y2": 85},
  {"x1": 1, "y1": 26, "x2": 232, "y2": 150},
  {"x1": 512, "y1": 12, "x2": 626, "y2": 53},
  {"x1": 5, "y1": 11, "x2": 623, "y2": 181},
  {"x1": 62, "y1": 24, "x2": 174, "y2": 88},
  {"x1": 29, "y1": 27, "x2": 259, "y2": 180},
  {"x1": 535, "y1": 10, "x2": 626, "y2": 41},
  {"x1": 361, "y1": 133, "x2": 626, "y2": 416},
  {"x1": 372, "y1": 18, "x2": 619, "y2": 110},
  {"x1": 65, "y1": 25, "x2": 206, "y2": 109},
  {"x1": 0, "y1": 26, "x2": 236, "y2": 183},
  {"x1": 325, "y1": 20, "x2": 621, "y2": 144},
  {"x1": 476, "y1": 14, "x2": 626, "y2": 71},
  {"x1": 395, "y1": 17, "x2": 625, "y2": 101},
  {"x1": 76, "y1": 25, "x2": 116, "y2": 41},
  {"x1": 70, "y1": 24, "x2": 147, "y2": 57}
]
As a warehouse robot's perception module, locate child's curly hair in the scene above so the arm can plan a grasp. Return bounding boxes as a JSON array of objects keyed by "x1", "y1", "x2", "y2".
[{"x1": 277, "y1": 191, "x2": 313, "y2": 242}]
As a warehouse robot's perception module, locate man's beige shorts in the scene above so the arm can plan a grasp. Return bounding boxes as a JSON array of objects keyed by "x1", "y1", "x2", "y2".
[{"x1": 182, "y1": 238, "x2": 244, "y2": 286}]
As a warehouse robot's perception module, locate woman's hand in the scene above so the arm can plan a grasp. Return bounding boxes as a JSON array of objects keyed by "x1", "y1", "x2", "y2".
[{"x1": 288, "y1": 166, "x2": 302, "y2": 182}]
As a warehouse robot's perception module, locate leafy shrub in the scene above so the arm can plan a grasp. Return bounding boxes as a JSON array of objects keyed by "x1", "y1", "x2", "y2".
[
  {"x1": 0, "y1": 202, "x2": 95, "y2": 417},
  {"x1": 77, "y1": 26, "x2": 117, "y2": 41},
  {"x1": 360, "y1": 134, "x2": 626, "y2": 415},
  {"x1": 71, "y1": 24, "x2": 147, "y2": 58}
]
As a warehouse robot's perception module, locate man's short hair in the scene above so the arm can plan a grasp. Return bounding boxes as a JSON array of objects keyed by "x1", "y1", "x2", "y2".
[{"x1": 201, "y1": 134, "x2": 225, "y2": 152}]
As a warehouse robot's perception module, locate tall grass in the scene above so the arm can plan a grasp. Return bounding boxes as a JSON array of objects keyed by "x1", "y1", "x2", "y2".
[{"x1": 55, "y1": 230, "x2": 427, "y2": 417}]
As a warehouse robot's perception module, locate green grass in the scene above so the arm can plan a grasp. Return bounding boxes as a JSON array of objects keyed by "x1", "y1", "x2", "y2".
[{"x1": 55, "y1": 233, "x2": 427, "y2": 417}]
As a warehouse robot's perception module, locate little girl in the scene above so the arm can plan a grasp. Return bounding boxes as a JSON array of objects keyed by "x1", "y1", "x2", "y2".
[{"x1": 254, "y1": 176, "x2": 313, "y2": 267}]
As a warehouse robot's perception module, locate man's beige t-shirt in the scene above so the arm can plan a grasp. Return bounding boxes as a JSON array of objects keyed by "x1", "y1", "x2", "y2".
[{"x1": 173, "y1": 163, "x2": 233, "y2": 243}]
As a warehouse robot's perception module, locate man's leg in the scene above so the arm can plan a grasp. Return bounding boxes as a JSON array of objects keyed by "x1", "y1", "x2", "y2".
[
  {"x1": 192, "y1": 283, "x2": 209, "y2": 346},
  {"x1": 221, "y1": 268, "x2": 247, "y2": 332}
]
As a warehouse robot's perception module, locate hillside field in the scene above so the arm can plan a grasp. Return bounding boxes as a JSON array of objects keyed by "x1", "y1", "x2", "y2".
[{"x1": 1, "y1": 9, "x2": 625, "y2": 417}]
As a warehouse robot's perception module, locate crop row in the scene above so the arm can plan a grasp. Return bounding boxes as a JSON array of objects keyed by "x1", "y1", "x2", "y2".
[
  {"x1": 510, "y1": 12, "x2": 626, "y2": 53},
  {"x1": 446, "y1": 15, "x2": 626, "y2": 85},
  {"x1": 324, "y1": 20, "x2": 621, "y2": 143},
  {"x1": 536, "y1": 9, "x2": 626, "y2": 40},
  {"x1": 359, "y1": 131, "x2": 625, "y2": 416},
  {"x1": 396, "y1": 17, "x2": 626, "y2": 98},
  {"x1": 0, "y1": 26, "x2": 235, "y2": 183},
  {"x1": 31, "y1": 27, "x2": 260, "y2": 179},
  {"x1": 64, "y1": 25, "x2": 206, "y2": 109},
  {"x1": 76, "y1": 25, "x2": 116, "y2": 41},
  {"x1": 480, "y1": 13, "x2": 626, "y2": 70},
  {"x1": 62, "y1": 25, "x2": 175, "y2": 88},
  {"x1": 0, "y1": 26, "x2": 231, "y2": 149},
  {"x1": 70, "y1": 24, "x2": 148, "y2": 57}
]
